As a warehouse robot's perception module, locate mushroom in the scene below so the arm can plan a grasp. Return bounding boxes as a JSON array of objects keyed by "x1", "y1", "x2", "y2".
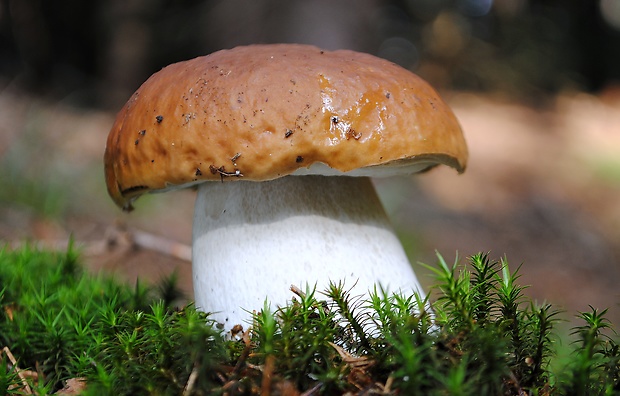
[{"x1": 104, "y1": 44, "x2": 467, "y2": 330}]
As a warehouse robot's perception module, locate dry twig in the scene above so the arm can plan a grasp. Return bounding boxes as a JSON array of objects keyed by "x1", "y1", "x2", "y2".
[
  {"x1": 1, "y1": 346, "x2": 34, "y2": 394},
  {"x1": 8, "y1": 224, "x2": 192, "y2": 262},
  {"x1": 182, "y1": 363, "x2": 199, "y2": 396}
]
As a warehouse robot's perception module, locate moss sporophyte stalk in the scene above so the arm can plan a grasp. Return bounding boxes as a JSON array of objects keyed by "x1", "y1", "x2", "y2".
[{"x1": 0, "y1": 245, "x2": 618, "y2": 395}]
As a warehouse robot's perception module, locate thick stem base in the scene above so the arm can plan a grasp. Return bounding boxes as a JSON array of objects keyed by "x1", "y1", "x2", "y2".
[{"x1": 192, "y1": 176, "x2": 423, "y2": 329}]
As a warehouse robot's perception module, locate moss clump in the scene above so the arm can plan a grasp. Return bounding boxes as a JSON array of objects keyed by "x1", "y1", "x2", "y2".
[{"x1": 0, "y1": 245, "x2": 618, "y2": 395}]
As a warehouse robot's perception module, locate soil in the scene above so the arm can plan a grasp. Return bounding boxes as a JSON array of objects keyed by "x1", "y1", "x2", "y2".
[{"x1": 1, "y1": 87, "x2": 619, "y2": 326}]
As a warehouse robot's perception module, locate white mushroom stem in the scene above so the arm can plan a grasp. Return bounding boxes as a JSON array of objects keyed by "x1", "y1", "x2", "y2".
[{"x1": 192, "y1": 175, "x2": 424, "y2": 329}]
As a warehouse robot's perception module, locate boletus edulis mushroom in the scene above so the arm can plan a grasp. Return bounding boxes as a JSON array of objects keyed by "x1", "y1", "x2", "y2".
[{"x1": 104, "y1": 44, "x2": 468, "y2": 330}]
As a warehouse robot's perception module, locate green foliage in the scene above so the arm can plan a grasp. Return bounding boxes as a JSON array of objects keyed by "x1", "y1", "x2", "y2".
[
  {"x1": 557, "y1": 307, "x2": 620, "y2": 395},
  {"x1": 253, "y1": 285, "x2": 345, "y2": 393},
  {"x1": 0, "y1": 361, "x2": 22, "y2": 394},
  {"x1": 0, "y1": 245, "x2": 618, "y2": 395},
  {"x1": 0, "y1": 244, "x2": 225, "y2": 394}
]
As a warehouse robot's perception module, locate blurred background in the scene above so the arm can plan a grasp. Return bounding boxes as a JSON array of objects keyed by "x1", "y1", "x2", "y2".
[{"x1": 1, "y1": 0, "x2": 619, "y2": 325}]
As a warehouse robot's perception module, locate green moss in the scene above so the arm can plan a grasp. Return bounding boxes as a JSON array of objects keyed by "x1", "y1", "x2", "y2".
[{"x1": 0, "y1": 245, "x2": 618, "y2": 395}]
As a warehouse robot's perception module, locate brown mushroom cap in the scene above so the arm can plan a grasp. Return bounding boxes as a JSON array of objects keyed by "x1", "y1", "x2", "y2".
[{"x1": 104, "y1": 44, "x2": 468, "y2": 210}]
